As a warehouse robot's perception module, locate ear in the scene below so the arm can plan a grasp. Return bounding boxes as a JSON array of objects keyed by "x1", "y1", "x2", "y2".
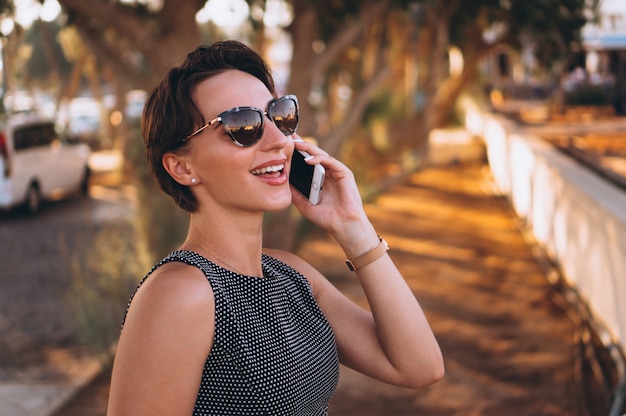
[{"x1": 162, "y1": 151, "x2": 195, "y2": 186}]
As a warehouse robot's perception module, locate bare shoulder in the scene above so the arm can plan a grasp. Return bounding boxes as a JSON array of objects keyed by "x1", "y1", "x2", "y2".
[
  {"x1": 110, "y1": 262, "x2": 215, "y2": 413},
  {"x1": 124, "y1": 261, "x2": 215, "y2": 332},
  {"x1": 139, "y1": 261, "x2": 212, "y2": 303}
]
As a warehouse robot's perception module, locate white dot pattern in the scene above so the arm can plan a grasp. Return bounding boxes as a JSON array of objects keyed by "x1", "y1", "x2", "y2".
[{"x1": 123, "y1": 250, "x2": 339, "y2": 415}]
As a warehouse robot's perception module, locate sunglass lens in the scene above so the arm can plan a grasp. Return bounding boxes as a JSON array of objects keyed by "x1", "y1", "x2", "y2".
[
  {"x1": 270, "y1": 98, "x2": 298, "y2": 135},
  {"x1": 222, "y1": 110, "x2": 263, "y2": 146}
]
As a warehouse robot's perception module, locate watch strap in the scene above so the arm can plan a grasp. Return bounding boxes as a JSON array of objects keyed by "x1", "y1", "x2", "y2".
[{"x1": 345, "y1": 236, "x2": 389, "y2": 271}]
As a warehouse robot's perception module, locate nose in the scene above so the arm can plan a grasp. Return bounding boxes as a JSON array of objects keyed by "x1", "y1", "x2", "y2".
[{"x1": 260, "y1": 117, "x2": 292, "y2": 151}]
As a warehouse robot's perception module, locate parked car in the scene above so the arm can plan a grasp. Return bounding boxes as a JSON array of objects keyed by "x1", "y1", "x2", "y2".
[
  {"x1": 60, "y1": 96, "x2": 103, "y2": 149},
  {"x1": 0, "y1": 114, "x2": 91, "y2": 214},
  {"x1": 124, "y1": 89, "x2": 147, "y2": 120}
]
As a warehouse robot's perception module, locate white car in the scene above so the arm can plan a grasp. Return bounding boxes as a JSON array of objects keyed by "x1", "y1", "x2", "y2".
[{"x1": 0, "y1": 114, "x2": 91, "y2": 214}]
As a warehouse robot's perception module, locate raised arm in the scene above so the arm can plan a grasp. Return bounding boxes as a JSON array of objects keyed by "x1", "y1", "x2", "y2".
[{"x1": 287, "y1": 138, "x2": 444, "y2": 388}]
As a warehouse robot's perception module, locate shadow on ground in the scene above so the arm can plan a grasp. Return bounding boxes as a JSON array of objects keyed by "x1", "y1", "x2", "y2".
[{"x1": 56, "y1": 162, "x2": 606, "y2": 415}]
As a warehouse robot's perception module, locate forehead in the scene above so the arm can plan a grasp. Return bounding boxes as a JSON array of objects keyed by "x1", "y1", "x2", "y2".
[{"x1": 193, "y1": 70, "x2": 274, "y2": 116}]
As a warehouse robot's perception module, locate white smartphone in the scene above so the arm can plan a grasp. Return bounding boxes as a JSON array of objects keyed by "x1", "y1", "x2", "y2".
[{"x1": 289, "y1": 149, "x2": 325, "y2": 205}]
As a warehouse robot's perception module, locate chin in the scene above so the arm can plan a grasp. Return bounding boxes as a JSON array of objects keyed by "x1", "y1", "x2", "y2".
[
  {"x1": 269, "y1": 199, "x2": 293, "y2": 212},
  {"x1": 264, "y1": 192, "x2": 292, "y2": 212}
]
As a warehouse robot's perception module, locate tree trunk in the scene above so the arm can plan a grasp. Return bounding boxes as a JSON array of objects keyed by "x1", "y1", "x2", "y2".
[
  {"x1": 286, "y1": 1, "x2": 319, "y2": 138},
  {"x1": 323, "y1": 66, "x2": 391, "y2": 156},
  {"x1": 266, "y1": 1, "x2": 393, "y2": 251},
  {"x1": 58, "y1": 0, "x2": 202, "y2": 90},
  {"x1": 39, "y1": 22, "x2": 61, "y2": 94}
]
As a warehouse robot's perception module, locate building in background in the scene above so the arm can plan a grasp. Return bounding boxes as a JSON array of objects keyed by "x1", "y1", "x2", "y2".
[{"x1": 582, "y1": 0, "x2": 626, "y2": 113}]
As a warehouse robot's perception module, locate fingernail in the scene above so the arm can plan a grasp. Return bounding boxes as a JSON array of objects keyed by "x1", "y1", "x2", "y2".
[
  {"x1": 304, "y1": 155, "x2": 314, "y2": 161},
  {"x1": 293, "y1": 138, "x2": 304, "y2": 143}
]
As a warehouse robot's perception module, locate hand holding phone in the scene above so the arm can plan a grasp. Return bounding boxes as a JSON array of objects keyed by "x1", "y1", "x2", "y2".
[{"x1": 289, "y1": 149, "x2": 325, "y2": 205}]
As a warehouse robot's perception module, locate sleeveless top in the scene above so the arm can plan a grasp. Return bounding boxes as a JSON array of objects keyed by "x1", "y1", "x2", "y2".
[{"x1": 123, "y1": 250, "x2": 339, "y2": 415}]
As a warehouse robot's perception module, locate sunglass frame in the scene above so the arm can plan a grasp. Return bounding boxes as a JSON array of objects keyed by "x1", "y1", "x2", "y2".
[{"x1": 182, "y1": 95, "x2": 299, "y2": 147}]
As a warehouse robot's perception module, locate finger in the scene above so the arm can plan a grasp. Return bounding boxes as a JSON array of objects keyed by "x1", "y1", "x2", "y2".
[
  {"x1": 290, "y1": 185, "x2": 317, "y2": 210},
  {"x1": 294, "y1": 139, "x2": 329, "y2": 157}
]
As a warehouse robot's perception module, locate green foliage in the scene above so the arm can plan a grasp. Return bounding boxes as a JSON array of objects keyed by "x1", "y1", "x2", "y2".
[
  {"x1": 565, "y1": 84, "x2": 614, "y2": 106},
  {"x1": 0, "y1": 0, "x2": 14, "y2": 21},
  {"x1": 66, "y1": 105, "x2": 187, "y2": 358},
  {"x1": 444, "y1": 0, "x2": 595, "y2": 69},
  {"x1": 67, "y1": 224, "x2": 152, "y2": 357},
  {"x1": 136, "y1": 179, "x2": 190, "y2": 258},
  {"x1": 312, "y1": 0, "x2": 364, "y2": 42},
  {"x1": 362, "y1": 90, "x2": 402, "y2": 125},
  {"x1": 124, "y1": 124, "x2": 189, "y2": 259},
  {"x1": 509, "y1": 0, "x2": 589, "y2": 65},
  {"x1": 449, "y1": 0, "x2": 503, "y2": 43},
  {"x1": 24, "y1": 20, "x2": 73, "y2": 86}
]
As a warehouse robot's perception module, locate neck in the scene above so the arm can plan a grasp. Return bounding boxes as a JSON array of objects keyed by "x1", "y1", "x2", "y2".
[{"x1": 183, "y1": 210, "x2": 264, "y2": 276}]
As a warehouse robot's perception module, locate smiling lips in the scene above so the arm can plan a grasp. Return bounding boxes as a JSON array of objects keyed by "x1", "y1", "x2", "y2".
[{"x1": 250, "y1": 164, "x2": 285, "y2": 176}]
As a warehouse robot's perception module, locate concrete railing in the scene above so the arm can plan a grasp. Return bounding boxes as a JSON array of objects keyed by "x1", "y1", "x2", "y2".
[{"x1": 463, "y1": 105, "x2": 626, "y2": 352}]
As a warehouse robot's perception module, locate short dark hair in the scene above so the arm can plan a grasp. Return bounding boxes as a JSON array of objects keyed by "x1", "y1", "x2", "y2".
[{"x1": 142, "y1": 40, "x2": 277, "y2": 212}]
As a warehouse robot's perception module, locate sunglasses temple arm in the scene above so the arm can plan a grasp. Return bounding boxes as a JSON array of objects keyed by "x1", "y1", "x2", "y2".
[{"x1": 184, "y1": 118, "x2": 219, "y2": 142}]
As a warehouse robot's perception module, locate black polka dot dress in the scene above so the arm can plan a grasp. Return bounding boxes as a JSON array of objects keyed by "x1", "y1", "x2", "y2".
[{"x1": 124, "y1": 250, "x2": 339, "y2": 415}]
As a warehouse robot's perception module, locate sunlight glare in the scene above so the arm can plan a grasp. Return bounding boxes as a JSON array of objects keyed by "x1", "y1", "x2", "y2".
[
  {"x1": 40, "y1": 0, "x2": 61, "y2": 22},
  {"x1": 14, "y1": 0, "x2": 39, "y2": 29},
  {"x1": 263, "y1": 0, "x2": 293, "y2": 27},
  {"x1": 196, "y1": 0, "x2": 249, "y2": 27},
  {"x1": 448, "y1": 45, "x2": 464, "y2": 76},
  {"x1": 0, "y1": 17, "x2": 14, "y2": 36}
]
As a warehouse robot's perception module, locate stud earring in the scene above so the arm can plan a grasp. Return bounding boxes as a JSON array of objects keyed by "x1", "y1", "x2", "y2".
[{"x1": 191, "y1": 178, "x2": 197, "y2": 184}]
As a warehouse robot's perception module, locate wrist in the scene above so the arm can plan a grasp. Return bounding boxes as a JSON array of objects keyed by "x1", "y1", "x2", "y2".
[
  {"x1": 345, "y1": 236, "x2": 389, "y2": 271},
  {"x1": 332, "y1": 220, "x2": 378, "y2": 258}
]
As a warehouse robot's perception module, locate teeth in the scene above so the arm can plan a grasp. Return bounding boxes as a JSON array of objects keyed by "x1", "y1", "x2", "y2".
[{"x1": 251, "y1": 164, "x2": 284, "y2": 175}]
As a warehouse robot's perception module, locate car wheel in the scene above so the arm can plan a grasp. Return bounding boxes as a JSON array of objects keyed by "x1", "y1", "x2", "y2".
[{"x1": 24, "y1": 183, "x2": 41, "y2": 215}]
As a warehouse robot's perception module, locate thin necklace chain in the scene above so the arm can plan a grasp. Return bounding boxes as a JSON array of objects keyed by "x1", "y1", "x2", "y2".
[{"x1": 183, "y1": 241, "x2": 260, "y2": 277}]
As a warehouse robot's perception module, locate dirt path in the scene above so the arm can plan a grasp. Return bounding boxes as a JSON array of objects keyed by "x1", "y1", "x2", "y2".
[
  {"x1": 56, "y1": 162, "x2": 599, "y2": 415},
  {"x1": 300, "y1": 163, "x2": 588, "y2": 415}
]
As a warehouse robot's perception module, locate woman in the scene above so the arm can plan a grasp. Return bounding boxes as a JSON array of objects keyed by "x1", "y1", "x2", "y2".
[{"x1": 107, "y1": 40, "x2": 443, "y2": 415}]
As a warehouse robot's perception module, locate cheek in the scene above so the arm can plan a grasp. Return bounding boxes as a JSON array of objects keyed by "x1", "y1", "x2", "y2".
[
  {"x1": 192, "y1": 139, "x2": 243, "y2": 173},
  {"x1": 199, "y1": 152, "x2": 250, "y2": 187}
]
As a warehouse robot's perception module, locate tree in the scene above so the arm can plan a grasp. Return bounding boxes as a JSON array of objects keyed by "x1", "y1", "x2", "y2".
[
  {"x1": 48, "y1": 0, "x2": 394, "y2": 149},
  {"x1": 1, "y1": 0, "x2": 600, "y2": 144},
  {"x1": 49, "y1": 0, "x2": 407, "y2": 250},
  {"x1": 286, "y1": 1, "x2": 392, "y2": 149},
  {"x1": 279, "y1": 0, "x2": 597, "y2": 168},
  {"x1": 419, "y1": 0, "x2": 598, "y2": 134},
  {"x1": 57, "y1": 0, "x2": 205, "y2": 90},
  {"x1": 24, "y1": 20, "x2": 73, "y2": 92},
  {"x1": 0, "y1": 0, "x2": 596, "y2": 251}
]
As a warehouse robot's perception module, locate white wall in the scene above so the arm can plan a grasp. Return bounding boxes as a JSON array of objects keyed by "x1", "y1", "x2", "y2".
[{"x1": 475, "y1": 112, "x2": 626, "y2": 348}]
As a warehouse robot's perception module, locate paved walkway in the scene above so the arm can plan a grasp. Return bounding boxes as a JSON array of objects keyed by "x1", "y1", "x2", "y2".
[
  {"x1": 0, "y1": 353, "x2": 102, "y2": 416},
  {"x1": 299, "y1": 163, "x2": 586, "y2": 415},
  {"x1": 4, "y1": 161, "x2": 596, "y2": 415}
]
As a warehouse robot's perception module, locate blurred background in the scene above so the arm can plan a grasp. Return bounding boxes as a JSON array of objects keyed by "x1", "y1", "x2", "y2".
[
  {"x1": 1, "y1": 0, "x2": 624, "y2": 252},
  {"x1": 0, "y1": 0, "x2": 622, "y2": 157},
  {"x1": 1, "y1": 1, "x2": 626, "y2": 414}
]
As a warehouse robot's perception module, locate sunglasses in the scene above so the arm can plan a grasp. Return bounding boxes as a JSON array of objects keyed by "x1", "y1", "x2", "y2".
[{"x1": 182, "y1": 95, "x2": 299, "y2": 147}]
